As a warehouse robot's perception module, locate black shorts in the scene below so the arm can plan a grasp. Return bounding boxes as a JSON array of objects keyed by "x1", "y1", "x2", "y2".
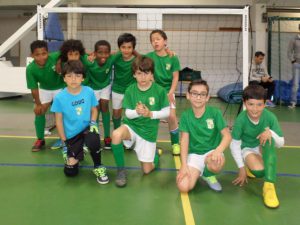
[{"x1": 65, "y1": 127, "x2": 100, "y2": 159}]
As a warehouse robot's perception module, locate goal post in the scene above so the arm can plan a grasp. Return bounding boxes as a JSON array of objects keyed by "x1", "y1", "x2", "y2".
[{"x1": 37, "y1": 6, "x2": 249, "y2": 96}]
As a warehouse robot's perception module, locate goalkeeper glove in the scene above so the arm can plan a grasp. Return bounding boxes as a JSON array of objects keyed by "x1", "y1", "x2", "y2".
[{"x1": 90, "y1": 120, "x2": 99, "y2": 134}]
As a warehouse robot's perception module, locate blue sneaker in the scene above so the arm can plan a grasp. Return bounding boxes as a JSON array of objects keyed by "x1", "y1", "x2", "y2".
[
  {"x1": 202, "y1": 176, "x2": 222, "y2": 192},
  {"x1": 51, "y1": 139, "x2": 63, "y2": 150}
]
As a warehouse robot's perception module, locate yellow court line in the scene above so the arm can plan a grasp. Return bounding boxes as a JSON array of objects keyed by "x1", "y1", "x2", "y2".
[{"x1": 174, "y1": 156, "x2": 196, "y2": 225}]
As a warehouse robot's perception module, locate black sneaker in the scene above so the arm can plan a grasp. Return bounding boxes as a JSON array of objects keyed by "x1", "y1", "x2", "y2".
[{"x1": 93, "y1": 166, "x2": 109, "y2": 184}]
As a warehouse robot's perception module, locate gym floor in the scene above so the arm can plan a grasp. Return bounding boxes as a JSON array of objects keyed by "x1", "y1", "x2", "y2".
[{"x1": 0, "y1": 95, "x2": 299, "y2": 225}]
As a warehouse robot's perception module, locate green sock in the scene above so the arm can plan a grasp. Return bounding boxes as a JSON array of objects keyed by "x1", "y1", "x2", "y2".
[
  {"x1": 154, "y1": 152, "x2": 160, "y2": 169},
  {"x1": 170, "y1": 128, "x2": 179, "y2": 145},
  {"x1": 262, "y1": 138, "x2": 277, "y2": 183},
  {"x1": 102, "y1": 111, "x2": 111, "y2": 138},
  {"x1": 112, "y1": 143, "x2": 125, "y2": 168},
  {"x1": 35, "y1": 115, "x2": 46, "y2": 140},
  {"x1": 113, "y1": 117, "x2": 121, "y2": 129},
  {"x1": 202, "y1": 165, "x2": 216, "y2": 177},
  {"x1": 250, "y1": 169, "x2": 265, "y2": 178}
]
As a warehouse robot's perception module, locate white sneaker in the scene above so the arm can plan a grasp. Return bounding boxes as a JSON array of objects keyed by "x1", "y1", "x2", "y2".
[
  {"x1": 202, "y1": 176, "x2": 222, "y2": 192},
  {"x1": 288, "y1": 102, "x2": 296, "y2": 109}
]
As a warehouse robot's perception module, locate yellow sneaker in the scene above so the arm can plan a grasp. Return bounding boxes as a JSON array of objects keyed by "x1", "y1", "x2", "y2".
[
  {"x1": 246, "y1": 167, "x2": 256, "y2": 178},
  {"x1": 172, "y1": 144, "x2": 180, "y2": 156},
  {"x1": 263, "y1": 182, "x2": 280, "y2": 208}
]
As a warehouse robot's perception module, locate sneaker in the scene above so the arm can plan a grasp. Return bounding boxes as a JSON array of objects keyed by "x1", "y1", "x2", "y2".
[
  {"x1": 263, "y1": 182, "x2": 279, "y2": 208},
  {"x1": 172, "y1": 144, "x2": 180, "y2": 156},
  {"x1": 32, "y1": 139, "x2": 45, "y2": 152},
  {"x1": 246, "y1": 167, "x2": 255, "y2": 178},
  {"x1": 93, "y1": 166, "x2": 109, "y2": 184},
  {"x1": 202, "y1": 176, "x2": 222, "y2": 192},
  {"x1": 288, "y1": 102, "x2": 296, "y2": 109},
  {"x1": 104, "y1": 137, "x2": 112, "y2": 150},
  {"x1": 265, "y1": 100, "x2": 276, "y2": 108},
  {"x1": 115, "y1": 169, "x2": 127, "y2": 187},
  {"x1": 50, "y1": 139, "x2": 63, "y2": 150}
]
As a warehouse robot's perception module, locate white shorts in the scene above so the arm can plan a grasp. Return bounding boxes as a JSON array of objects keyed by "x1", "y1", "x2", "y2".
[
  {"x1": 112, "y1": 91, "x2": 124, "y2": 110},
  {"x1": 94, "y1": 84, "x2": 111, "y2": 101},
  {"x1": 187, "y1": 150, "x2": 217, "y2": 176},
  {"x1": 123, "y1": 125, "x2": 156, "y2": 163},
  {"x1": 39, "y1": 89, "x2": 62, "y2": 104},
  {"x1": 242, "y1": 146, "x2": 261, "y2": 160}
]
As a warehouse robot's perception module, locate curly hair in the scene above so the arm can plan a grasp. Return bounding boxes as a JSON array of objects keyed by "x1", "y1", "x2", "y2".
[{"x1": 60, "y1": 39, "x2": 85, "y2": 62}]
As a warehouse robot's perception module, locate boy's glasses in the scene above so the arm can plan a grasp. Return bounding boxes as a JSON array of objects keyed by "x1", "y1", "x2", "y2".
[{"x1": 189, "y1": 91, "x2": 207, "y2": 98}]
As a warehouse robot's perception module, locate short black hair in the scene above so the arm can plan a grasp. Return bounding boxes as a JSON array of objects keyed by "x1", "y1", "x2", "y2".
[
  {"x1": 255, "y1": 51, "x2": 265, "y2": 57},
  {"x1": 117, "y1": 33, "x2": 136, "y2": 49},
  {"x1": 150, "y1": 29, "x2": 168, "y2": 41},
  {"x1": 60, "y1": 39, "x2": 85, "y2": 62},
  {"x1": 132, "y1": 56, "x2": 154, "y2": 74},
  {"x1": 187, "y1": 79, "x2": 209, "y2": 94},
  {"x1": 94, "y1": 40, "x2": 111, "y2": 52},
  {"x1": 243, "y1": 84, "x2": 267, "y2": 102},
  {"x1": 62, "y1": 60, "x2": 85, "y2": 78},
  {"x1": 30, "y1": 40, "x2": 48, "y2": 53}
]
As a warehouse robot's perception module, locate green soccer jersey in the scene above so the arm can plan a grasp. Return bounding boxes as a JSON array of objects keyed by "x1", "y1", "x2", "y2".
[
  {"x1": 112, "y1": 52, "x2": 135, "y2": 94},
  {"x1": 179, "y1": 106, "x2": 227, "y2": 155},
  {"x1": 82, "y1": 54, "x2": 114, "y2": 90},
  {"x1": 146, "y1": 51, "x2": 181, "y2": 92},
  {"x1": 232, "y1": 109, "x2": 283, "y2": 149},
  {"x1": 26, "y1": 52, "x2": 64, "y2": 90},
  {"x1": 123, "y1": 82, "x2": 169, "y2": 142}
]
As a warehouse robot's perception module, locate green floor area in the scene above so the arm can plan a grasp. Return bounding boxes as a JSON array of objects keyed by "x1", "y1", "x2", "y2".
[{"x1": 0, "y1": 138, "x2": 300, "y2": 225}]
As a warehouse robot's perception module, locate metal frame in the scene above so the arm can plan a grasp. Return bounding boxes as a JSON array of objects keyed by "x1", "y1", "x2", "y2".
[{"x1": 37, "y1": 6, "x2": 249, "y2": 90}]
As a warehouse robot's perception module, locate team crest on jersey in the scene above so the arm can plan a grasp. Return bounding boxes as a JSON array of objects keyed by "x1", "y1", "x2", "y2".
[
  {"x1": 52, "y1": 65, "x2": 56, "y2": 72},
  {"x1": 76, "y1": 107, "x2": 82, "y2": 115},
  {"x1": 166, "y1": 63, "x2": 171, "y2": 70},
  {"x1": 206, "y1": 118, "x2": 214, "y2": 129},
  {"x1": 149, "y1": 97, "x2": 155, "y2": 105},
  {"x1": 106, "y1": 68, "x2": 109, "y2": 74}
]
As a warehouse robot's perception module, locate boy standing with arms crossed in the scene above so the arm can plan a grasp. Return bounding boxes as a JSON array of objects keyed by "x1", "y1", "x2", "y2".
[
  {"x1": 112, "y1": 56, "x2": 170, "y2": 187},
  {"x1": 51, "y1": 60, "x2": 108, "y2": 184},
  {"x1": 147, "y1": 29, "x2": 181, "y2": 155},
  {"x1": 230, "y1": 85, "x2": 284, "y2": 208},
  {"x1": 26, "y1": 40, "x2": 64, "y2": 151},
  {"x1": 176, "y1": 80, "x2": 231, "y2": 192}
]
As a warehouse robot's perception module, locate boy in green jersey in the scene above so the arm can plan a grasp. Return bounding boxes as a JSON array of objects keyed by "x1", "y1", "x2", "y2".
[
  {"x1": 230, "y1": 85, "x2": 284, "y2": 208},
  {"x1": 176, "y1": 79, "x2": 231, "y2": 192},
  {"x1": 84, "y1": 40, "x2": 114, "y2": 149},
  {"x1": 111, "y1": 33, "x2": 136, "y2": 131},
  {"x1": 147, "y1": 29, "x2": 181, "y2": 155},
  {"x1": 26, "y1": 40, "x2": 64, "y2": 151},
  {"x1": 111, "y1": 56, "x2": 170, "y2": 187}
]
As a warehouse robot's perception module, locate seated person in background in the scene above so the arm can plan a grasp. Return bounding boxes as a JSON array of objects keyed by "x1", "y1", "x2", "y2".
[{"x1": 250, "y1": 51, "x2": 275, "y2": 107}]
